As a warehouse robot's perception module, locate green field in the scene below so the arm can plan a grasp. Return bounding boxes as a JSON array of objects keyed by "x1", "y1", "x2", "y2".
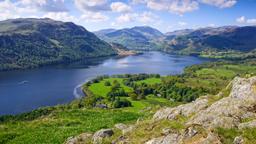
[
  {"x1": 88, "y1": 78, "x2": 133, "y2": 97},
  {"x1": 135, "y1": 78, "x2": 162, "y2": 85}
]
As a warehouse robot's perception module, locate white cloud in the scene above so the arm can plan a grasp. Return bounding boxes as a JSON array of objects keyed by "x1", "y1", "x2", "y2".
[
  {"x1": 145, "y1": 0, "x2": 199, "y2": 14},
  {"x1": 133, "y1": 0, "x2": 236, "y2": 15},
  {"x1": 178, "y1": 21, "x2": 188, "y2": 26},
  {"x1": 200, "y1": 0, "x2": 237, "y2": 8},
  {"x1": 80, "y1": 12, "x2": 109, "y2": 22},
  {"x1": 116, "y1": 13, "x2": 137, "y2": 24},
  {"x1": 236, "y1": 16, "x2": 246, "y2": 23},
  {"x1": 236, "y1": 16, "x2": 256, "y2": 25},
  {"x1": 17, "y1": 0, "x2": 68, "y2": 12},
  {"x1": 208, "y1": 23, "x2": 216, "y2": 27},
  {"x1": 247, "y1": 19, "x2": 256, "y2": 24},
  {"x1": 138, "y1": 11, "x2": 158, "y2": 23},
  {"x1": 43, "y1": 12, "x2": 77, "y2": 22},
  {"x1": 111, "y1": 2, "x2": 132, "y2": 13},
  {"x1": 114, "y1": 11, "x2": 159, "y2": 25},
  {"x1": 74, "y1": 0, "x2": 109, "y2": 12}
]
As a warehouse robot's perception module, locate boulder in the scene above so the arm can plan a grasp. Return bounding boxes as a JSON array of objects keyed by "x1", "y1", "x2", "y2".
[
  {"x1": 92, "y1": 129, "x2": 114, "y2": 144},
  {"x1": 233, "y1": 136, "x2": 244, "y2": 144},
  {"x1": 114, "y1": 123, "x2": 128, "y2": 130},
  {"x1": 65, "y1": 133, "x2": 92, "y2": 144}
]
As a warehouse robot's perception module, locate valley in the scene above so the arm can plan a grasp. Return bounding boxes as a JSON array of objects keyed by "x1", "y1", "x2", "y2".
[{"x1": 0, "y1": 17, "x2": 256, "y2": 144}]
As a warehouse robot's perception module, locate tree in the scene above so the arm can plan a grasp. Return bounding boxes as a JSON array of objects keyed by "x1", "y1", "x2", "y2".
[
  {"x1": 129, "y1": 92, "x2": 138, "y2": 100},
  {"x1": 104, "y1": 81, "x2": 111, "y2": 86}
]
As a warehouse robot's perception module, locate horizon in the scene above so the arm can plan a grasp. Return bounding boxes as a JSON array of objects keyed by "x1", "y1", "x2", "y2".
[{"x1": 0, "y1": 0, "x2": 255, "y2": 32}]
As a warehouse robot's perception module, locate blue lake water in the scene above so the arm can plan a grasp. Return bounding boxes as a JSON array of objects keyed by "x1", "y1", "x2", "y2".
[{"x1": 0, "y1": 52, "x2": 210, "y2": 115}]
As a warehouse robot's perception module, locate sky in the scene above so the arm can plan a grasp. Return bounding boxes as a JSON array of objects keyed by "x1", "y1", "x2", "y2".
[{"x1": 0, "y1": 0, "x2": 255, "y2": 33}]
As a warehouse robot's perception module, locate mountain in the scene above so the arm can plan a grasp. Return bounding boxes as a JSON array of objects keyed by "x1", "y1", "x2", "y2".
[
  {"x1": 0, "y1": 18, "x2": 116, "y2": 71},
  {"x1": 95, "y1": 26, "x2": 165, "y2": 50},
  {"x1": 164, "y1": 26, "x2": 256, "y2": 55}
]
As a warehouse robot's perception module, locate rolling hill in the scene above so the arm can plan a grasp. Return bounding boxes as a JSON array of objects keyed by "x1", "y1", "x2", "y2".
[
  {"x1": 94, "y1": 26, "x2": 165, "y2": 50},
  {"x1": 0, "y1": 18, "x2": 116, "y2": 71}
]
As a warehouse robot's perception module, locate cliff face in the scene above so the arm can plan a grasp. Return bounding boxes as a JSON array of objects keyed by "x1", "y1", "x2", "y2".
[{"x1": 65, "y1": 76, "x2": 256, "y2": 144}]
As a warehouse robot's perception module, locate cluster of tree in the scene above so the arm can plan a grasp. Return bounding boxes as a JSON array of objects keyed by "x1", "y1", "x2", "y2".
[{"x1": 107, "y1": 80, "x2": 128, "y2": 100}]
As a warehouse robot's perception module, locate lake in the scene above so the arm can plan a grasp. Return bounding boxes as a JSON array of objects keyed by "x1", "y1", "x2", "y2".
[{"x1": 0, "y1": 52, "x2": 210, "y2": 115}]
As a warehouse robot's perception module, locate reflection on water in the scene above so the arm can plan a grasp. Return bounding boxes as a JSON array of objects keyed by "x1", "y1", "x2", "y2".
[{"x1": 0, "y1": 52, "x2": 210, "y2": 115}]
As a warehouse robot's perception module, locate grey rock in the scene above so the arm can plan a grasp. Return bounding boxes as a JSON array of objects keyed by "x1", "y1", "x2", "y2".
[
  {"x1": 145, "y1": 133, "x2": 181, "y2": 144},
  {"x1": 92, "y1": 129, "x2": 113, "y2": 144},
  {"x1": 153, "y1": 96, "x2": 209, "y2": 121},
  {"x1": 114, "y1": 123, "x2": 128, "y2": 130},
  {"x1": 183, "y1": 127, "x2": 197, "y2": 139},
  {"x1": 233, "y1": 136, "x2": 244, "y2": 144},
  {"x1": 238, "y1": 120, "x2": 256, "y2": 129},
  {"x1": 162, "y1": 128, "x2": 172, "y2": 135},
  {"x1": 187, "y1": 77, "x2": 256, "y2": 129},
  {"x1": 65, "y1": 133, "x2": 92, "y2": 144}
]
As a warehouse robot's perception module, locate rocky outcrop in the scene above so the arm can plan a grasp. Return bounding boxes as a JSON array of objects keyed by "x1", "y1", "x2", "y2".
[
  {"x1": 187, "y1": 76, "x2": 256, "y2": 129},
  {"x1": 153, "y1": 96, "x2": 209, "y2": 120},
  {"x1": 148, "y1": 76, "x2": 256, "y2": 143}
]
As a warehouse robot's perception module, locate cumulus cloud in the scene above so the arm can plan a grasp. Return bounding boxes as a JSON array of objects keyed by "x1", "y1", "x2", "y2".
[
  {"x1": 236, "y1": 16, "x2": 246, "y2": 23},
  {"x1": 178, "y1": 21, "x2": 188, "y2": 26},
  {"x1": 114, "y1": 11, "x2": 159, "y2": 25},
  {"x1": 146, "y1": 0, "x2": 198, "y2": 14},
  {"x1": 80, "y1": 12, "x2": 109, "y2": 22},
  {"x1": 115, "y1": 13, "x2": 137, "y2": 24},
  {"x1": 17, "y1": 0, "x2": 68, "y2": 12},
  {"x1": 43, "y1": 12, "x2": 77, "y2": 22},
  {"x1": 133, "y1": 0, "x2": 237, "y2": 14},
  {"x1": 236, "y1": 16, "x2": 256, "y2": 24},
  {"x1": 236, "y1": 16, "x2": 256, "y2": 25},
  {"x1": 138, "y1": 11, "x2": 159, "y2": 23},
  {"x1": 74, "y1": 0, "x2": 110, "y2": 12},
  {"x1": 200, "y1": 0, "x2": 237, "y2": 8},
  {"x1": 111, "y1": 2, "x2": 132, "y2": 13},
  {"x1": 247, "y1": 19, "x2": 256, "y2": 24}
]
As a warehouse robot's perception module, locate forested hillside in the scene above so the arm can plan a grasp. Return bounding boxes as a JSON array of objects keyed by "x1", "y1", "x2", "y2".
[{"x1": 0, "y1": 18, "x2": 116, "y2": 71}]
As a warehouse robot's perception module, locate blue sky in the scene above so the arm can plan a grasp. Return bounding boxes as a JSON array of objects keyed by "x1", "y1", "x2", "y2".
[{"x1": 0, "y1": 0, "x2": 255, "y2": 32}]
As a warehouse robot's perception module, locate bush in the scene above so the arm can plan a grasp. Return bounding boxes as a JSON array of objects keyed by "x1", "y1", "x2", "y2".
[
  {"x1": 104, "y1": 81, "x2": 111, "y2": 86},
  {"x1": 129, "y1": 92, "x2": 138, "y2": 100},
  {"x1": 113, "y1": 99, "x2": 132, "y2": 108}
]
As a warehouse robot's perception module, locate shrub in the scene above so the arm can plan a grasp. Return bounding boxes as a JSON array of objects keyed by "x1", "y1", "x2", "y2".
[
  {"x1": 113, "y1": 99, "x2": 132, "y2": 108},
  {"x1": 104, "y1": 81, "x2": 111, "y2": 86}
]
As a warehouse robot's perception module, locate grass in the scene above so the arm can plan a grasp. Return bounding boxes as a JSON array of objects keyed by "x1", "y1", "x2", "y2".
[
  {"x1": 135, "y1": 78, "x2": 162, "y2": 85},
  {"x1": 88, "y1": 78, "x2": 133, "y2": 97},
  {"x1": 216, "y1": 127, "x2": 256, "y2": 144},
  {"x1": 0, "y1": 108, "x2": 141, "y2": 144}
]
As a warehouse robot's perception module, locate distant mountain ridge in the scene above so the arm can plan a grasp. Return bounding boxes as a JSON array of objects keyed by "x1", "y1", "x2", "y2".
[
  {"x1": 166, "y1": 26, "x2": 256, "y2": 55},
  {"x1": 0, "y1": 18, "x2": 116, "y2": 71},
  {"x1": 95, "y1": 26, "x2": 165, "y2": 50},
  {"x1": 96, "y1": 25, "x2": 256, "y2": 56}
]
